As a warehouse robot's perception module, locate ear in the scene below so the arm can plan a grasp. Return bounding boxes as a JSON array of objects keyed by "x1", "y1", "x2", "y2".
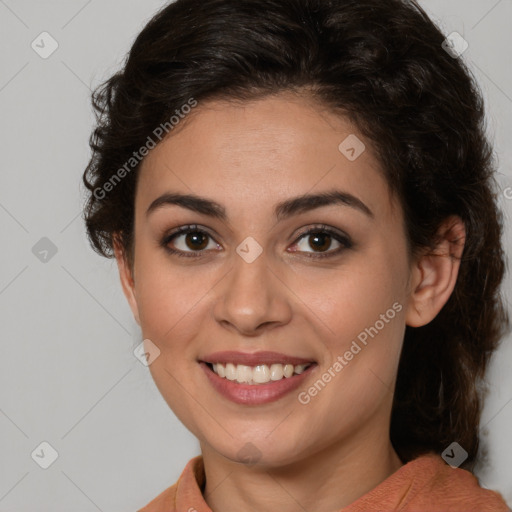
[
  {"x1": 405, "y1": 215, "x2": 466, "y2": 327},
  {"x1": 113, "y1": 234, "x2": 141, "y2": 326}
]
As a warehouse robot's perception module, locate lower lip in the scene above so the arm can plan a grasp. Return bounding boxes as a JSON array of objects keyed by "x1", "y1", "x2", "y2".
[{"x1": 200, "y1": 362, "x2": 316, "y2": 405}]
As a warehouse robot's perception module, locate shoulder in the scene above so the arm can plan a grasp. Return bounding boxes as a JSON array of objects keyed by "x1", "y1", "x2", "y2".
[
  {"x1": 136, "y1": 456, "x2": 204, "y2": 512},
  {"x1": 343, "y1": 452, "x2": 510, "y2": 512},
  {"x1": 405, "y1": 453, "x2": 510, "y2": 511}
]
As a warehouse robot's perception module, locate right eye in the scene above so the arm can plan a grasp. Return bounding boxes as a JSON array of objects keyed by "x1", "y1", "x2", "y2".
[{"x1": 161, "y1": 225, "x2": 221, "y2": 258}]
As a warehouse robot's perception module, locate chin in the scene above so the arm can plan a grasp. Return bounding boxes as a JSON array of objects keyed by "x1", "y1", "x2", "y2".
[{"x1": 205, "y1": 434, "x2": 306, "y2": 469}]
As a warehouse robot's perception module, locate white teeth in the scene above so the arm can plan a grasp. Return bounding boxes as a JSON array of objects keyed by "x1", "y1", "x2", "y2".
[
  {"x1": 210, "y1": 362, "x2": 311, "y2": 384},
  {"x1": 216, "y1": 363, "x2": 226, "y2": 378},
  {"x1": 283, "y1": 364, "x2": 294, "y2": 378},
  {"x1": 225, "y1": 363, "x2": 237, "y2": 380},
  {"x1": 236, "y1": 365, "x2": 253, "y2": 383},
  {"x1": 270, "y1": 363, "x2": 284, "y2": 381},
  {"x1": 253, "y1": 365, "x2": 271, "y2": 383},
  {"x1": 294, "y1": 364, "x2": 307, "y2": 374}
]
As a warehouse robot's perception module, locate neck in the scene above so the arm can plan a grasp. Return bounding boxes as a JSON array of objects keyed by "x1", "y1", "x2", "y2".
[{"x1": 201, "y1": 426, "x2": 404, "y2": 512}]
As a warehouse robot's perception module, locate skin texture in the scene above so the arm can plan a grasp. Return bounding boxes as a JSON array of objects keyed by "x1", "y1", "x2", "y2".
[{"x1": 114, "y1": 91, "x2": 466, "y2": 512}]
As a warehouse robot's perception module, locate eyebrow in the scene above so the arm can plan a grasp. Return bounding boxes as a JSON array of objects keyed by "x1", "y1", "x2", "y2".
[{"x1": 145, "y1": 190, "x2": 374, "y2": 221}]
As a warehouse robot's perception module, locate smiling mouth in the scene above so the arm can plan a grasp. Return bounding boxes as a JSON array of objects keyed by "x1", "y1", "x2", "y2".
[{"x1": 205, "y1": 362, "x2": 314, "y2": 385}]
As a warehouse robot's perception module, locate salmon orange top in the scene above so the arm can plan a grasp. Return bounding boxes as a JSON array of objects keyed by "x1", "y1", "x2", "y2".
[{"x1": 137, "y1": 452, "x2": 510, "y2": 512}]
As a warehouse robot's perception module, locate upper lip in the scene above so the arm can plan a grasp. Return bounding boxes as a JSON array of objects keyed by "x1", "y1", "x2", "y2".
[{"x1": 200, "y1": 350, "x2": 316, "y2": 366}]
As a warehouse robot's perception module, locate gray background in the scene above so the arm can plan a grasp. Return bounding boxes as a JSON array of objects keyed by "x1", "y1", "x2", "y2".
[{"x1": 0, "y1": 1, "x2": 511, "y2": 510}]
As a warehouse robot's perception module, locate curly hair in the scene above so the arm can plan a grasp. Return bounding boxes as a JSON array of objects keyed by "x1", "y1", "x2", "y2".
[{"x1": 81, "y1": 0, "x2": 510, "y2": 470}]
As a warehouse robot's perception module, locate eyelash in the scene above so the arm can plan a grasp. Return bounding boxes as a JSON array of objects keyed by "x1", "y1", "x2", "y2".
[{"x1": 160, "y1": 223, "x2": 353, "y2": 260}]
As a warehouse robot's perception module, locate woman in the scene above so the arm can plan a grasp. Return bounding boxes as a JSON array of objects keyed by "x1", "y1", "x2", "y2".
[{"x1": 81, "y1": 0, "x2": 511, "y2": 510}]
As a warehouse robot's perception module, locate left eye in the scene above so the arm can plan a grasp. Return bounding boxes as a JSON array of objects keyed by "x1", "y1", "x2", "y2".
[{"x1": 290, "y1": 228, "x2": 352, "y2": 257}]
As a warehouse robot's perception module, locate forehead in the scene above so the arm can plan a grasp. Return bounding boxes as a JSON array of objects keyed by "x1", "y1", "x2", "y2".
[{"x1": 136, "y1": 92, "x2": 398, "y2": 225}]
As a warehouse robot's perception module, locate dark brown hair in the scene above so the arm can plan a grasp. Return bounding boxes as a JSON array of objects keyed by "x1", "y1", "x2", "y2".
[{"x1": 81, "y1": 0, "x2": 510, "y2": 470}]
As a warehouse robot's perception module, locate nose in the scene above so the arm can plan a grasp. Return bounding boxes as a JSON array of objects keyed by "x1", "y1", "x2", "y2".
[{"x1": 212, "y1": 250, "x2": 293, "y2": 336}]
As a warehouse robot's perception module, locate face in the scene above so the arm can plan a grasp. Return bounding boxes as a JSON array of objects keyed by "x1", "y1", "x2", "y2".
[{"x1": 118, "y1": 92, "x2": 417, "y2": 467}]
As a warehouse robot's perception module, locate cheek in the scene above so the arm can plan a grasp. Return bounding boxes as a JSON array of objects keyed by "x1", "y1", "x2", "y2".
[
  {"x1": 134, "y1": 266, "x2": 208, "y2": 426},
  {"x1": 133, "y1": 254, "x2": 211, "y2": 342},
  {"x1": 296, "y1": 251, "x2": 407, "y2": 380},
  {"x1": 296, "y1": 261, "x2": 403, "y2": 338}
]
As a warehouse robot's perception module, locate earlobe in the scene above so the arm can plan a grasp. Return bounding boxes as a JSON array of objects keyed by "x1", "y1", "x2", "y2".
[
  {"x1": 405, "y1": 216, "x2": 466, "y2": 328},
  {"x1": 113, "y1": 235, "x2": 141, "y2": 326}
]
